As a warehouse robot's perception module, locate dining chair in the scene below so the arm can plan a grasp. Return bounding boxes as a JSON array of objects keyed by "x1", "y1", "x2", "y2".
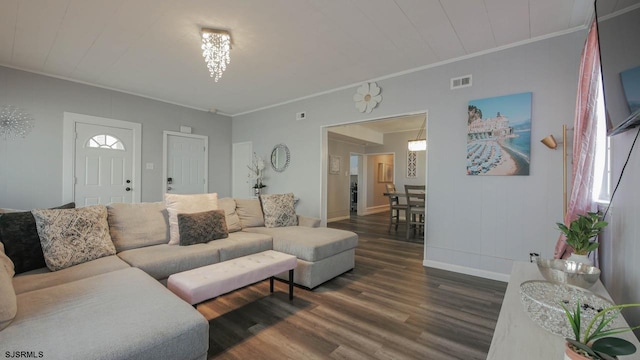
[
  {"x1": 404, "y1": 185, "x2": 426, "y2": 239},
  {"x1": 385, "y1": 183, "x2": 407, "y2": 233}
]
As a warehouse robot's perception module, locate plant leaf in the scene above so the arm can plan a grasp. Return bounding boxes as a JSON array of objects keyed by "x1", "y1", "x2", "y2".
[
  {"x1": 592, "y1": 337, "x2": 637, "y2": 356},
  {"x1": 594, "y1": 351, "x2": 618, "y2": 360},
  {"x1": 567, "y1": 339, "x2": 598, "y2": 357},
  {"x1": 586, "y1": 242, "x2": 600, "y2": 252},
  {"x1": 561, "y1": 302, "x2": 581, "y2": 340}
]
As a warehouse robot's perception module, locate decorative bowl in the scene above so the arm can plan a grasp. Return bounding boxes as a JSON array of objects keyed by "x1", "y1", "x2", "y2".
[
  {"x1": 536, "y1": 259, "x2": 600, "y2": 289},
  {"x1": 520, "y1": 280, "x2": 614, "y2": 338}
]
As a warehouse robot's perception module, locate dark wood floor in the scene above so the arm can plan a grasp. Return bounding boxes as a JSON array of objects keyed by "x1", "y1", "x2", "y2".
[
  {"x1": 199, "y1": 213, "x2": 506, "y2": 360},
  {"x1": 331, "y1": 211, "x2": 425, "y2": 244}
]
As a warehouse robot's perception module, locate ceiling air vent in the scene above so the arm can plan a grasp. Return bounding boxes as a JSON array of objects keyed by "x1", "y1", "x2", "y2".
[{"x1": 451, "y1": 75, "x2": 472, "y2": 90}]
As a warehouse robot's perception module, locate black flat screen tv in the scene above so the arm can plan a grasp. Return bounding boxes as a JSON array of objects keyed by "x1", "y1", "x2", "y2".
[{"x1": 595, "y1": 1, "x2": 640, "y2": 136}]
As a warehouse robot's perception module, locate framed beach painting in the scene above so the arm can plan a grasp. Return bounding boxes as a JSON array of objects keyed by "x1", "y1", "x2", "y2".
[{"x1": 466, "y1": 92, "x2": 532, "y2": 176}]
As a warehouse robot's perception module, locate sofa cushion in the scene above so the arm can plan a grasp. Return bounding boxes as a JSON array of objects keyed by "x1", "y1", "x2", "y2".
[
  {"x1": 165, "y1": 193, "x2": 218, "y2": 245},
  {"x1": 218, "y1": 197, "x2": 242, "y2": 232},
  {"x1": 12, "y1": 255, "x2": 130, "y2": 295},
  {"x1": 0, "y1": 268, "x2": 209, "y2": 360},
  {"x1": 244, "y1": 227, "x2": 358, "y2": 262},
  {"x1": 32, "y1": 205, "x2": 116, "y2": 271},
  {"x1": 178, "y1": 209, "x2": 228, "y2": 246},
  {"x1": 117, "y1": 244, "x2": 220, "y2": 281},
  {"x1": 107, "y1": 202, "x2": 169, "y2": 252},
  {"x1": 0, "y1": 242, "x2": 17, "y2": 331},
  {"x1": 0, "y1": 202, "x2": 75, "y2": 274},
  {"x1": 260, "y1": 193, "x2": 298, "y2": 228},
  {"x1": 235, "y1": 198, "x2": 264, "y2": 228},
  {"x1": 214, "y1": 231, "x2": 273, "y2": 262}
]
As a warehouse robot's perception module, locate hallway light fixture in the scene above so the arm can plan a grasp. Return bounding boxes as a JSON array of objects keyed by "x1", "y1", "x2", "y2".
[
  {"x1": 407, "y1": 118, "x2": 427, "y2": 151},
  {"x1": 201, "y1": 28, "x2": 231, "y2": 82}
]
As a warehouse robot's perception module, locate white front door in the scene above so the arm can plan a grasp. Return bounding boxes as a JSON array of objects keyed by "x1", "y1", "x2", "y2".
[
  {"x1": 75, "y1": 123, "x2": 134, "y2": 206},
  {"x1": 164, "y1": 132, "x2": 208, "y2": 195}
]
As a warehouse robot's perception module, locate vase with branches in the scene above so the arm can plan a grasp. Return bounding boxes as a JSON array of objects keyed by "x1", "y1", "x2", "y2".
[{"x1": 247, "y1": 152, "x2": 266, "y2": 195}]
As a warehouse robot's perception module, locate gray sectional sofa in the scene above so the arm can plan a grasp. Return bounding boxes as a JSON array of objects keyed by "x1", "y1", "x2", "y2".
[{"x1": 0, "y1": 197, "x2": 358, "y2": 360}]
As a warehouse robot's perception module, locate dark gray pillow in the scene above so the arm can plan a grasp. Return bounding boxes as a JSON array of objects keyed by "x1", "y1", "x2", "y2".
[
  {"x1": 0, "y1": 202, "x2": 75, "y2": 274},
  {"x1": 178, "y1": 209, "x2": 228, "y2": 246}
]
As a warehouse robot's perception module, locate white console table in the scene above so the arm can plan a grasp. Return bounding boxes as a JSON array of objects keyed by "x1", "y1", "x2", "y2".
[{"x1": 487, "y1": 261, "x2": 640, "y2": 359}]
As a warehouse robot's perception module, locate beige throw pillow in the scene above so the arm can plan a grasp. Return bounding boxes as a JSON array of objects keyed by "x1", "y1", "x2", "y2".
[
  {"x1": 235, "y1": 198, "x2": 264, "y2": 228},
  {"x1": 260, "y1": 193, "x2": 298, "y2": 228},
  {"x1": 0, "y1": 242, "x2": 17, "y2": 331},
  {"x1": 107, "y1": 202, "x2": 169, "y2": 252},
  {"x1": 31, "y1": 205, "x2": 116, "y2": 271},
  {"x1": 165, "y1": 193, "x2": 218, "y2": 245},
  {"x1": 217, "y1": 198, "x2": 242, "y2": 232}
]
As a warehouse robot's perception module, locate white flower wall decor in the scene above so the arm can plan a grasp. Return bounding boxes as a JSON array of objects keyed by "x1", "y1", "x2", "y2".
[{"x1": 353, "y1": 82, "x2": 382, "y2": 113}]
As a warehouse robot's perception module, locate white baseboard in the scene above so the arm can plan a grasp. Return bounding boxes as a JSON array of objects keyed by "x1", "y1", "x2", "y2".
[
  {"x1": 327, "y1": 215, "x2": 351, "y2": 223},
  {"x1": 423, "y1": 260, "x2": 510, "y2": 282},
  {"x1": 360, "y1": 205, "x2": 389, "y2": 216}
]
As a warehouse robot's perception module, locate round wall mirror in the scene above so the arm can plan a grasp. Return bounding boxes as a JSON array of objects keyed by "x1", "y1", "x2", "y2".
[{"x1": 271, "y1": 144, "x2": 290, "y2": 172}]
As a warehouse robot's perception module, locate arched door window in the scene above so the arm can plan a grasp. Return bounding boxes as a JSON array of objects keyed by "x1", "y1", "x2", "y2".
[{"x1": 86, "y1": 134, "x2": 125, "y2": 150}]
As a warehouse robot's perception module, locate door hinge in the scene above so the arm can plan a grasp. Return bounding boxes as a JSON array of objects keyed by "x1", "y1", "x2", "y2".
[{"x1": 74, "y1": 177, "x2": 77, "y2": 185}]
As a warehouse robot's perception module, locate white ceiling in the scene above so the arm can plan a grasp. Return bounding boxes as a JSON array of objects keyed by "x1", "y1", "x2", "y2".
[{"x1": 0, "y1": 0, "x2": 632, "y2": 116}]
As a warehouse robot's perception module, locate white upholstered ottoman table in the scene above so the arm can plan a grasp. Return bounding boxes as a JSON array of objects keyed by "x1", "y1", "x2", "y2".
[{"x1": 167, "y1": 250, "x2": 298, "y2": 306}]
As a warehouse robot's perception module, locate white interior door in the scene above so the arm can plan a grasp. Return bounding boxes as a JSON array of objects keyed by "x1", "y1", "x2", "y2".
[
  {"x1": 75, "y1": 123, "x2": 134, "y2": 206},
  {"x1": 164, "y1": 132, "x2": 208, "y2": 195},
  {"x1": 232, "y1": 142, "x2": 253, "y2": 198}
]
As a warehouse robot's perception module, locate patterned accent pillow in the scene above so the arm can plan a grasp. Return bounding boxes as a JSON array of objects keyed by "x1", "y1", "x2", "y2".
[
  {"x1": 177, "y1": 209, "x2": 228, "y2": 246},
  {"x1": 0, "y1": 202, "x2": 75, "y2": 274},
  {"x1": 31, "y1": 205, "x2": 116, "y2": 272},
  {"x1": 260, "y1": 193, "x2": 298, "y2": 228}
]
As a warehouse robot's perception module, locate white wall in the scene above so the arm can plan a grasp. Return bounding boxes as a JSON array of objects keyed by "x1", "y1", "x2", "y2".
[
  {"x1": 0, "y1": 66, "x2": 232, "y2": 209},
  {"x1": 327, "y1": 138, "x2": 364, "y2": 221},
  {"x1": 365, "y1": 129, "x2": 427, "y2": 197},
  {"x1": 233, "y1": 30, "x2": 586, "y2": 279},
  {"x1": 602, "y1": 130, "x2": 640, "y2": 336}
]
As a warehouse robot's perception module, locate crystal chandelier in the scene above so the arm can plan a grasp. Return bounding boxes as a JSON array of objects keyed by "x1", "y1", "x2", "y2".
[
  {"x1": 0, "y1": 105, "x2": 35, "y2": 140},
  {"x1": 201, "y1": 28, "x2": 231, "y2": 82},
  {"x1": 407, "y1": 118, "x2": 427, "y2": 151}
]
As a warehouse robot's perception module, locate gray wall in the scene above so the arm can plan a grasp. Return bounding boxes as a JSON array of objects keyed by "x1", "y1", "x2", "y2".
[
  {"x1": 366, "y1": 129, "x2": 427, "y2": 197},
  {"x1": 327, "y1": 138, "x2": 364, "y2": 221},
  {"x1": 233, "y1": 30, "x2": 586, "y2": 278},
  {"x1": 598, "y1": 7, "x2": 640, "y2": 336},
  {"x1": 0, "y1": 66, "x2": 232, "y2": 209}
]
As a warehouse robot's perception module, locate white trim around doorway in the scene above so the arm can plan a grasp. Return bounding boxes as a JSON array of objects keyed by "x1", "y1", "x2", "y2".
[{"x1": 62, "y1": 112, "x2": 142, "y2": 204}]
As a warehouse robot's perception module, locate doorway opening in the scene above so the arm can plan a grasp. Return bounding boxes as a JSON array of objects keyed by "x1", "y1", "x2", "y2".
[{"x1": 322, "y1": 111, "x2": 428, "y2": 241}]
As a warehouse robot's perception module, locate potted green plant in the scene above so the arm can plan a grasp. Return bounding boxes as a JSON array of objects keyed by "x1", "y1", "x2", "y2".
[
  {"x1": 557, "y1": 212, "x2": 608, "y2": 265},
  {"x1": 561, "y1": 301, "x2": 640, "y2": 359}
]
